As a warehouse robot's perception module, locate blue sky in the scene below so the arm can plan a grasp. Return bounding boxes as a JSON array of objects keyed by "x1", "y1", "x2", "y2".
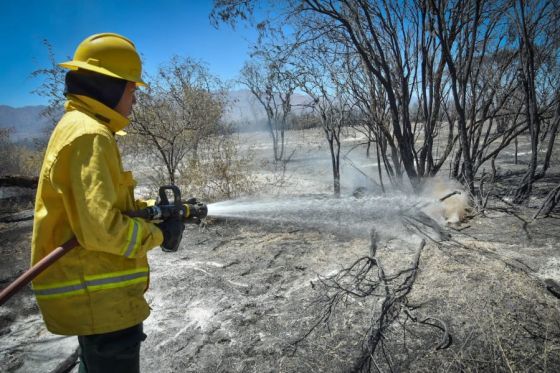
[{"x1": 0, "y1": 0, "x2": 257, "y2": 107}]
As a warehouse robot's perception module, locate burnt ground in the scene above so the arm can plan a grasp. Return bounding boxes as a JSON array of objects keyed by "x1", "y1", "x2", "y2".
[
  {"x1": 1, "y1": 196, "x2": 559, "y2": 372},
  {"x1": 1, "y1": 129, "x2": 560, "y2": 372},
  {"x1": 141, "y1": 193, "x2": 560, "y2": 373}
]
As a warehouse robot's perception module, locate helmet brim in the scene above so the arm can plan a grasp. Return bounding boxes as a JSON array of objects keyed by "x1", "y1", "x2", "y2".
[{"x1": 59, "y1": 60, "x2": 147, "y2": 87}]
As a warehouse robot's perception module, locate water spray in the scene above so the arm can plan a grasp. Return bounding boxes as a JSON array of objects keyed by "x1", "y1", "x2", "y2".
[{"x1": 206, "y1": 193, "x2": 450, "y2": 237}]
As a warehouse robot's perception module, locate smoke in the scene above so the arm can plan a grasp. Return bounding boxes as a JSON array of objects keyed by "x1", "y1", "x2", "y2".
[{"x1": 421, "y1": 177, "x2": 470, "y2": 224}]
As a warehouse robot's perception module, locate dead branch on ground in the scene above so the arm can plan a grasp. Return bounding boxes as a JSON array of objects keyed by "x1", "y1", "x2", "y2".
[
  {"x1": 293, "y1": 229, "x2": 451, "y2": 372},
  {"x1": 533, "y1": 184, "x2": 560, "y2": 219}
]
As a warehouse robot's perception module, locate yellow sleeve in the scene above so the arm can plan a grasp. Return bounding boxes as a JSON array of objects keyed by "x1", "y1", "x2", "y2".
[{"x1": 51, "y1": 134, "x2": 163, "y2": 258}]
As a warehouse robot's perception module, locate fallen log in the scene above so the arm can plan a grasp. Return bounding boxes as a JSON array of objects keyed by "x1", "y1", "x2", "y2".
[
  {"x1": 0, "y1": 176, "x2": 39, "y2": 188},
  {"x1": 0, "y1": 209, "x2": 34, "y2": 223}
]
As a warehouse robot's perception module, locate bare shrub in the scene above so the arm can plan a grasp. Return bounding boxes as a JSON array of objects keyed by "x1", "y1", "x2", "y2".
[
  {"x1": 129, "y1": 56, "x2": 228, "y2": 185},
  {"x1": 11, "y1": 147, "x2": 43, "y2": 177},
  {"x1": 174, "y1": 134, "x2": 255, "y2": 202},
  {"x1": 31, "y1": 39, "x2": 65, "y2": 129},
  {"x1": 0, "y1": 128, "x2": 19, "y2": 175},
  {"x1": 0, "y1": 129, "x2": 43, "y2": 177}
]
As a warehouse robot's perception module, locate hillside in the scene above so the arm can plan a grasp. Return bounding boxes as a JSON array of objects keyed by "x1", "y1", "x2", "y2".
[
  {"x1": 0, "y1": 90, "x2": 311, "y2": 141},
  {"x1": 0, "y1": 105, "x2": 51, "y2": 141}
]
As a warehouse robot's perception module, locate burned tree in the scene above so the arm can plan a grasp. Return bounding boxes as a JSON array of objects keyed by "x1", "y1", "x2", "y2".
[
  {"x1": 240, "y1": 52, "x2": 296, "y2": 162},
  {"x1": 428, "y1": 0, "x2": 511, "y2": 195},
  {"x1": 511, "y1": 0, "x2": 560, "y2": 202},
  {"x1": 293, "y1": 40, "x2": 356, "y2": 197},
  {"x1": 213, "y1": 0, "x2": 466, "y2": 191},
  {"x1": 300, "y1": 0, "x2": 423, "y2": 189}
]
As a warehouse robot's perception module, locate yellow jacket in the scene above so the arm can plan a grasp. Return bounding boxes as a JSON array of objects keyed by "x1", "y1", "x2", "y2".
[{"x1": 31, "y1": 94, "x2": 163, "y2": 336}]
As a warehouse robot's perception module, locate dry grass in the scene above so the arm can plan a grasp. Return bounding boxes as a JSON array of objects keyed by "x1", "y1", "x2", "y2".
[{"x1": 392, "y1": 239, "x2": 560, "y2": 372}]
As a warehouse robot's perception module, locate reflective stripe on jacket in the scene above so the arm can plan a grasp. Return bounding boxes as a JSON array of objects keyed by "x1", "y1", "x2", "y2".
[
  {"x1": 31, "y1": 94, "x2": 163, "y2": 336},
  {"x1": 33, "y1": 267, "x2": 149, "y2": 299}
]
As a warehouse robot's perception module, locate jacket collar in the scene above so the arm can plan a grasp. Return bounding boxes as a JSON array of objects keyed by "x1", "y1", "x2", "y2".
[{"x1": 64, "y1": 94, "x2": 129, "y2": 134}]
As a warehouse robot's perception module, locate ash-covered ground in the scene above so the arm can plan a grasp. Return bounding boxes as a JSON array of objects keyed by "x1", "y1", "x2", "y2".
[{"x1": 1, "y1": 128, "x2": 560, "y2": 372}]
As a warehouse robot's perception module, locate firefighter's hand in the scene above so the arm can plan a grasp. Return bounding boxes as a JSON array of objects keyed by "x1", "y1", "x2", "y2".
[{"x1": 157, "y1": 218, "x2": 185, "y2": 252}]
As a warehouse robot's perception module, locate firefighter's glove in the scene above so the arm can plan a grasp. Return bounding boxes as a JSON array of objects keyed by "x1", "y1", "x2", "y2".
[{"x1": 157, "y1": 218, "x2": 185, "y2": 252}]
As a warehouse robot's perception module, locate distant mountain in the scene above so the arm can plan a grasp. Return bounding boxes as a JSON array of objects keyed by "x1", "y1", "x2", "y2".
[
  {"x1": 0, "y1": 90, "x2": 311, "y2": 141},
  {"x1": 0, "y1": 105, "x2": 52, "y2": 141},
  {"x1": 225, "y1": 90, "x2": 265, "y2": 123}
]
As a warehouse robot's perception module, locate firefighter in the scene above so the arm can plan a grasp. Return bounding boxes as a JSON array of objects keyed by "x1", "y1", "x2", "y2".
[{"x1": 31, "y1": 33, "x2": 183, "y2": 373}]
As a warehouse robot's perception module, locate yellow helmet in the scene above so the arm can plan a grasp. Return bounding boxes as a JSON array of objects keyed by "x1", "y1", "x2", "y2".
[{"x1": 59, "y1": 33, "x2": 146, "y2": 86}]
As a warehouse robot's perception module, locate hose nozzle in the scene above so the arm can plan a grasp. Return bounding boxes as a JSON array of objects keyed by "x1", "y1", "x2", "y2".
[{"x1": 185, "y1": 198, "x2": 208, "y2": 221}]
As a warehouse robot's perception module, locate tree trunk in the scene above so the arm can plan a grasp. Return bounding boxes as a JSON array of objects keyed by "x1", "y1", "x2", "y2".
[
  {"x1": 536, "y1": 97, "x2": 560, "y2": 179},
  {"x1": 513, "y1": 2, "x2": 541, "y2": 203}
]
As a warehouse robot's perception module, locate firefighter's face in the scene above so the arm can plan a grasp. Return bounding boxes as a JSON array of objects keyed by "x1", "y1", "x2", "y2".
[{"x1": 114, "y1": 82, "x2": 137, "y2": 118}]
